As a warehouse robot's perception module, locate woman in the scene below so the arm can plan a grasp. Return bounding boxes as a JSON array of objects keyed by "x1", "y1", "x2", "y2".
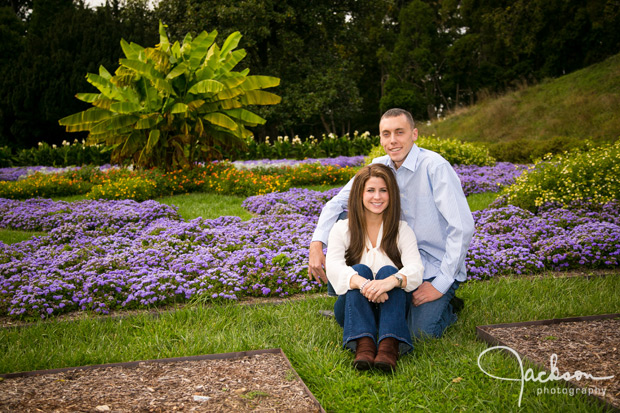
[{"x1": 326, "y1": 163, "x2": 424, "y2": 372}]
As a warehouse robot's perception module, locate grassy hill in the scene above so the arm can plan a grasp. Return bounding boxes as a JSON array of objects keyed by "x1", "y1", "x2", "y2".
[{"x1": 418, "y1": 53, "x2": 620, "y2": 161}]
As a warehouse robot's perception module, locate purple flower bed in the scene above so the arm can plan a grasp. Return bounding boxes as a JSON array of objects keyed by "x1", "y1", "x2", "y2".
[
  {"x1": 0, "y1": 198, "x2": 180, "y2": 231},
  {"x1": 231, "y1": 155, "x2": 365, "y2": 170},
  {"x1": 454, "y1": 162, "x2": 527, "y2": 195},
  {"x1": 245, "y1": 189, "x2": 619, "y2": 281},
  {"x1": 2, "y1": 177, "x2": 618, "y2": 319},
  {"x1": 0, "y1": 166, "x2": 59, "y2": 181},
  {"x1": 0, "y1": 164, "x2": 117, "y2": 182},
  {"x1": 243, "y1": 187, "x2": 342, "y2": 217},
  {"x1": 467, "y1": 201, "x2": 620, "y2": 280},
  {"x1": 0, "y1": 199, "x2": 320, "y2": 318}
]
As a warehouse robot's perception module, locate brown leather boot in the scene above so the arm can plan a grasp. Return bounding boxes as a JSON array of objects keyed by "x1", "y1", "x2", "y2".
[
  {"x1": 353, "y1": 337, "x2": 376, "y2": 370},
  {"x1": 374, "y1": 337, "x2": 399, "y2": 372}
]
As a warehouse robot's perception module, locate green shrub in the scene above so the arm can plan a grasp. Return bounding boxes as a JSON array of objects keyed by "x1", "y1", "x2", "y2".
[
  {"x1": 225, "y1": 131, "x2": 380, "y2": 160},
  {"x1": 0, "y1": 146, "x2": 14, "y2": 167},
  {"x1": 365, "y1": 135, "x2": 495, "y2": 166},
  {"x1": 6, "y1": 141, "x2": 112, "y2": 168},
  {"x1": 87, "y1": 177, "x2": 158, "y2": 202},
  {"x1": 496, "y1": 140, "x2": 620, "y2": 211}
]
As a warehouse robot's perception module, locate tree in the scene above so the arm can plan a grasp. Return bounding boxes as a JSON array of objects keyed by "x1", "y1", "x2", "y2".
[
  {"x1": 381, "y1": 0, "x2": 452, "y2": 120},
  {"x1": 59, "y1": 21, "x2": 281, "y2": 171}
]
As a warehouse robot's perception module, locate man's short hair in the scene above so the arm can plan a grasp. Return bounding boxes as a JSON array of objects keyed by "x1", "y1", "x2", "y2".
[{"x1": 381, "y1": 108, "x2": 415, "y2": 129}]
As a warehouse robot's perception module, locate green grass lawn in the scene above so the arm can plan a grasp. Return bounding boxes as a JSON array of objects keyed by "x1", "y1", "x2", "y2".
[
  {"x1": 0, "y1": 228, "x2": 46, "y2": 244},
  {"x1": 418, "y1": 52, "x2": 620, "y2": 143},
  {"x1": 1, "y1": 274, "x2": 617, "y2": 411},
  {"x1": 156, "y1": 192, "x2": 254, "y2": 221}
]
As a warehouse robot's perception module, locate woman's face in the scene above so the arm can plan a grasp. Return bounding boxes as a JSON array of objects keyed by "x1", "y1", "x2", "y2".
[{"x1": 362, "y1": 176, "x2": 389, "y2": 216}]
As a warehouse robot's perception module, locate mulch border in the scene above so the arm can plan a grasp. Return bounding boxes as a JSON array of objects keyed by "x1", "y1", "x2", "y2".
[
  {"x1": 0, "y1": 347, "x2": 326, "y2": 413},
  {"x1": 476, "y1": 313, "x2": 620, "y2": 412}
]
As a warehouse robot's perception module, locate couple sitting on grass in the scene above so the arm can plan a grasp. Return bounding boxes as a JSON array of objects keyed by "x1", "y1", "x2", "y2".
[{"x1": 309, "y1": 108, "x2": 474, "y2": 372}]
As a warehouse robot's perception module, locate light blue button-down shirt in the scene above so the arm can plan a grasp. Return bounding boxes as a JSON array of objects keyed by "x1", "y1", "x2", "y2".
[{"x1": 312, "y1": 144, "x2": 475, "y2": 294}]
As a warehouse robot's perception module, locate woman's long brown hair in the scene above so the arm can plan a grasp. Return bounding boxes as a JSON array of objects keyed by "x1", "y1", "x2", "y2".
[{"x1": 345, "y1": 163, "x2": 403, "y2": 269}]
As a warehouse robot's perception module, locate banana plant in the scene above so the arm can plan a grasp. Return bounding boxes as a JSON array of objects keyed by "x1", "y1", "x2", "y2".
[{"x1": 59, "y1": 21, "x2": 281, "y2": 171}]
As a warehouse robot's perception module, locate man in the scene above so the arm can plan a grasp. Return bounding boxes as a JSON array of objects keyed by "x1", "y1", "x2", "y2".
[{"x1": 309, "y1": 108, "x2": 474, "y2": 338}]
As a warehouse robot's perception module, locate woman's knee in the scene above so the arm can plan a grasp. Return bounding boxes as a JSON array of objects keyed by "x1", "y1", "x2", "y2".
[
  {"x1": 375, "y1": 265, "x2": 398, "y2": 280},
  {"x1": 352, "y1": 263, "x2": 373, "y2": 280}
]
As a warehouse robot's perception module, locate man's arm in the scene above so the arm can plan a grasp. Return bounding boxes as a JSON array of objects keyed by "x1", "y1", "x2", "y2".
[
  {"x1": 308, "y1": 178, "x2": 353, "y2": 283},
  {"x1": 428, "y1": 162, "x2": 475, "y2": 295}
]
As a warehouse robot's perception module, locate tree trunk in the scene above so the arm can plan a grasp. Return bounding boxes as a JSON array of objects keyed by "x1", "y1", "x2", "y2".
[{"x1": 320, "y1": 114, "x2": 333, "y2": 135}]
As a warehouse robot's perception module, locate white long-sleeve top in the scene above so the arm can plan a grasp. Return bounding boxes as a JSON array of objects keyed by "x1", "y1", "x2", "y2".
[{"x1": 325, "y1": 219, "x2": 424, "y2": 295}]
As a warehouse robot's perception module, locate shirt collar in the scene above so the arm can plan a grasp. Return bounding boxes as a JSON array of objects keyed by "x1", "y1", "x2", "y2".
[{"x1": 387, "y1": 144, "x2": 419, "y2": 173}]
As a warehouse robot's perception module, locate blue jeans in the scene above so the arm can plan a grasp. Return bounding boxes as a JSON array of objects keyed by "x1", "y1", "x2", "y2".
[
  {"x1": 334, "y1": 264, "x2": 413, "y2": 355},
  {"x1": 407, "y1": 277, "x2": 460, "y2": 339}
]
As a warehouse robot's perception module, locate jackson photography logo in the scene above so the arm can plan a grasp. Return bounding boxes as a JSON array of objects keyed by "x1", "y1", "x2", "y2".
[{"x1": 477, "y1": 345, "x2": 614, "y2": 407}]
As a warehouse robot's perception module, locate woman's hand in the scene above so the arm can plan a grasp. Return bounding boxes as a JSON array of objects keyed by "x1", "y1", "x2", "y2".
[{"x1": 362, "y1": 277, "x2": 398, "y2": 303}]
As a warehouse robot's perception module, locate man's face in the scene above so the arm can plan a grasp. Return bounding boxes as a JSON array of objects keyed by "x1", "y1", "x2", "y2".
[{"x1": 379, "y1": 115, "x2": 418, "y2": 169}]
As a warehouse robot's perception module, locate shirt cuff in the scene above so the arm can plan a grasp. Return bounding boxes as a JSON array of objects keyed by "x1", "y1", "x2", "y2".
[{"x1": 430, "y1": 274, "x2": 455, "y2": 295}]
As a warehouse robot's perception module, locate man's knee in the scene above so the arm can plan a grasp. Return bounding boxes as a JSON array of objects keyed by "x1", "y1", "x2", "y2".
[{"x1": 408, "y1": 300, "x2": 457, "y2": 339}]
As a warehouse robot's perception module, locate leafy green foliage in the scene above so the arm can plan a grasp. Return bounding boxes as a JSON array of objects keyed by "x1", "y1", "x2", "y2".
[
  {"x1": 87, "y1": 176, "x2": 158, "y2": 202},
  {"x1": 496, "y1": 141, "x2": 620, "y2": 211},
  {"x1": 227, "y1": 132, "x2": 379, "y2": 160},
  {"x1": 1, "y1": 141, "x2": 111, "y2": 168},
  {"x1": 365, "y1": 136, "x2": 495, "y2": 166},
  {"x1": 59, "y1": 21, "x2": 281, "y2": 171}
]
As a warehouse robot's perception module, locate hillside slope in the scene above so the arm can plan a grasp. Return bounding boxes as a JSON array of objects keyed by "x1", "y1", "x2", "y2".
[{"x1": 419, "y1": 53, "x2": 620, "y2": 144}]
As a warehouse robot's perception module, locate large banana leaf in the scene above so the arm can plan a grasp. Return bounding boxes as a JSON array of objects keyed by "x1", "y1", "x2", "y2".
[
  {"x1": 134, "y1": 115, "x2": 161, "y2": 129},
  {"x1": 216, "y1": 87, "x2": 243, "y2": 100},
  {"x1": 110, "y1": 102, "x2": 142, "y2": 114},
  {"x1": 189, "y1": 30, "x2": 217, "y2": 70},
  {"x1": 86, "y1": 73, "x2": 115, "y2": 97},
  {"x1": 120, "y1": 39, "x2": 144, "y2": 61},
  {"x1": 98, "y1": 65, "x2": 112, "y2": 79},
  {"x1": 75, "y1": 93, "x2": 101, "y2": 103},
  {"x1": 219, "y1": 98, "x2": 242, "y2": 110},
  {"x1": 221, "y1": 49, "x2": 247, "y2": 72},
  {"x1": 145, "y1": 129, "x2": 160, "y2": 153},
  {"x1": 195, "y1": 66, "x2": 216, "y2": 82},
  {"x1": 152, "y1": 78, "x2": 175, "y2": 96},
  {"x1": 224, "y1": 108, "x2": 266, "y2": 126},
  {"x1": 158, "y1": 21, "x2": 170, "y2": 53},
  {"x1": 203, "y1": 112, "x2": 237, "y2": 130},
  {"x1": 205, "y1": 44, "x2": 221, "y2": 71},
  {"x1": 170, "y1": 102, "x2": 188, "y2": 114},
  {"x1": 90, "y1": 114, "x2": 139, "y2": 134},
  {"x1": 59, "y1": 108, "x2": 114, "y2": 129},
  {"x1": 120, "y1": 59, "x2": 163, "y2": 80},
  {"x1": 166, "y1": 62, "x2": 189, "y2": 80},
  {"x1": 220, "y1": 31, "x2": 242, "y2": 56},
  {"x1": 221, "y1": 74, "x2": 246, "y2": 89},
  {"x1": 241, "y1": 75, "x2": 281, "y2": 91},
  {"x1": 188, "y1": 79, "x2": 224, "y2": 95},
  {"x1": 240, "y1": 90, "x2": 281, "y2": 105}
]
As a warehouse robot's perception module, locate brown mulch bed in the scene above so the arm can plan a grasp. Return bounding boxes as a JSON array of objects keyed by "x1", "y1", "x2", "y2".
[
  {"x1": 0, "y1": 351, "x2": 324, "y2": 412},
  {"x1": 479, "y1": 317, "x2": 620, "y2": 410}
]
